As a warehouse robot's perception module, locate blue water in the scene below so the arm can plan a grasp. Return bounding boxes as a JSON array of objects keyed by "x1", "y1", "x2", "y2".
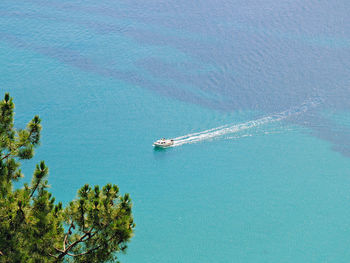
[{"x1": 1, "y1": 0, "x2": 350, "y2": 262}]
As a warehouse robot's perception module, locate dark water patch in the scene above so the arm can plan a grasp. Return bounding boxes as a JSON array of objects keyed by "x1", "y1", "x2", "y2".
[
  {"x1": 0, "y1": 31, "x2": 233, "y2": 111},
  {"x1": 290, "y1": 110, "x2": 350, "y2": 157}
]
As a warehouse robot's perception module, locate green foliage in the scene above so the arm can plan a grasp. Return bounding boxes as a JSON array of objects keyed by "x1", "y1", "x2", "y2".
[{"x1": 0, "y1": 93, "x2": 135, "y2": 262}]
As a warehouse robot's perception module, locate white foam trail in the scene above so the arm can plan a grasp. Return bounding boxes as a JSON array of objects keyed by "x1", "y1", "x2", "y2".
[
  {"x1": 171, "y1": 98, "x2": 322, "y2": 147},
  {"x1": 172, "y1": 124, "x2": 229, "y2": 140}
]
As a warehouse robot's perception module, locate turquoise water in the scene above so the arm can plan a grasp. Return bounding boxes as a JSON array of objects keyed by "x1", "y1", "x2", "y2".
[{"x1": 2, "y1": 0, "x2": 350, "y2": 262}]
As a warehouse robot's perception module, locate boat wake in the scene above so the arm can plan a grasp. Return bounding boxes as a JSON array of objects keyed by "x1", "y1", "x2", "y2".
[{"x1": 171, "y1": 98, "x2": 322, "y2": 147}]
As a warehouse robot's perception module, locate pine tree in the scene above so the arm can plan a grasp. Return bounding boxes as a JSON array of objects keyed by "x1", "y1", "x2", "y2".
[{"x1": 0, "y1": 93, "x2": 135, "y2": 262}]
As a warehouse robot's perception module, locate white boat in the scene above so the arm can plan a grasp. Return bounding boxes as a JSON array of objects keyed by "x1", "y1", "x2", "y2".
[{"x1": 153, "y1": 138, "x2": 174, "y2": 148}]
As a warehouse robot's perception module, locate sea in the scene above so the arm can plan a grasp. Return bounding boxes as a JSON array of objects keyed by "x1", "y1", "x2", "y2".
[{"x1": 1, "y1": 0, "x2": 350, "y2": 262}]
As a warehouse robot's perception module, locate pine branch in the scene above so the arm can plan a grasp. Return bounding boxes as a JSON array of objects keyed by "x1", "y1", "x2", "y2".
[
  {"x1": 29, "y1": 178, "x2": 42, "y2": 198},
  {"x1": 47, "y1": 253, "x2": 57, "y2": 259},
  {"x1": 57, "y1": 227, "x2": 94, "y2": 259},
  {"x1": 63, "y1": 222, "x2": 75, "y2": 251},
  {"x1": 66, "y1": 244, "x2": 102, "y2": 257},
  {"x1": 30, "y1": 161, "x2": 48, "y2": 198},
  {"x1": 66, "y1": 229, "x2": 123, "y2": 258},
  {"x1": 1, "y1": 152, "x2": 12, "y2": 161},
  {"x1": 1, "y1": 127, "x2": 35, "y2": 161}
]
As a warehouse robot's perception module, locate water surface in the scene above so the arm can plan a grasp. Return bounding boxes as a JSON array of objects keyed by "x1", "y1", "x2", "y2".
[{"x1": 1, "y1": 0, "x2": 350, "y2": 262}]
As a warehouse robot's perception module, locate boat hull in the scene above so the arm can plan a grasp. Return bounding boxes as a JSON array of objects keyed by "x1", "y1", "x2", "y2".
[
  {"x1": 153, "y1": 143, "x2": 174, "y2": 148},
  {"x1": 153, "y1": 139, "x2": 174, "y2": 148}
]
